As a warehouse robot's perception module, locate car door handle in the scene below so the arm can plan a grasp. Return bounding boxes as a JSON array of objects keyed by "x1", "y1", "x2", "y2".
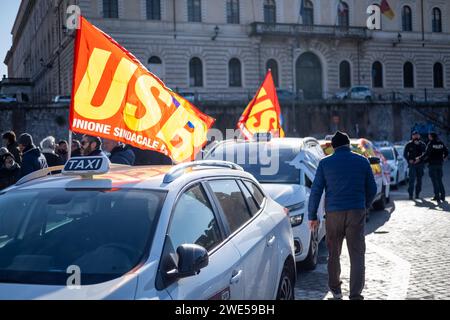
[
  {"x1": 230, "y1": 270, "x2": 243, "y2": 285},
  {"x1": 267, "y1": 235, "x2": 276, "y2": 247}
]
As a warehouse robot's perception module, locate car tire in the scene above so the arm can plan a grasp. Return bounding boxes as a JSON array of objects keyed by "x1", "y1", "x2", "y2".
[
  {"x1": 298, "y1": 231, "x2": 319, "y2": 271},
  {"x1": 373, "y1": 189, "x2": 387, "y2": 211},
  {"x1": 365, "y1": 96, "x2": 372, "y2": 102},
  {"x1": 276, "y1": 261, "x2": 295, "y2": 300}
]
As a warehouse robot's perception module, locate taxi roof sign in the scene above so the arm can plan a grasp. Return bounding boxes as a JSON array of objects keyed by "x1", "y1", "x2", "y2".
[{"x1": 62, "y1": 156, "x2": 110, "y2": 177}]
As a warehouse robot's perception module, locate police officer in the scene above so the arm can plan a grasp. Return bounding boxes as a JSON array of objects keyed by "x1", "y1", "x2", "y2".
[
  {"x1": 422, "y1": 132, "x2": 448, "y2": 202},
  {"x1": 403, "y1": 131, "x2": 427, "y2": 200}
]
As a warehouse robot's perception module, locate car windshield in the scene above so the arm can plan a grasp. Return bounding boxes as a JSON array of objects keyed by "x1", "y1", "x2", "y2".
[
  {"x1": 208, "y1": 143, "x2": 301, "y2": 184},
  {"x1": 0, "y1": 188, "x2": 166, "y2": 285},
  {"x1": 380, "y1": 149, "x2": 395, "y2": 160}
]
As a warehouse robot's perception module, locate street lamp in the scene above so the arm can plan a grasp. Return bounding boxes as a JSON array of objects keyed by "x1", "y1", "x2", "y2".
[{"x1": 393, "y1": 33, "x2": 402, "y2": 47}]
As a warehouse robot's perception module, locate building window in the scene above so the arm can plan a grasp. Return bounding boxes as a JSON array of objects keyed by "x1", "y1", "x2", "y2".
[
  {"x1": 337, "y1": 2, "x2": 349, "y2": 27},
  {"x1": 148, "y1": 56, "x2": 163, "y2": 79},
  {"x1": 103, "y1": 0, "x2": 119, "y2": 19},
  {"x1": 189, "y1": 57, "x2": 203, "y2": 87},
  {"x1": 226, "y1": 0, "x2": 240, "y2": 24},
  {"x1": 432, "y1": 8, "x2": 442, "y2": 33},
  {"x1": 301, "y1": 0, "x2": 314, "y2": 26},
  {"x1": 402, "y1": 6, "x2": 412, "y2": 31},
  {"x1": 146, "y1": 0, "x2": 161, "y2": 20},
  {"x1": 339, "y1": 61, "x2": 351, "y2": 88},
  {"x1": 229, "y1": 58, "x2": 242, "y2": 87},
  {"x1": 266, "y1": 59, "x2": 279, "y2": 87},
  {"x1": 264, "y1": 0, "x2": 276, "y2": 24},
  {"x1": 372, "y1": 61, "x2": 383, "y2": 88},
  {"x1": 433, "y1": 62, "x2": 444, "y2": 88},
  {"x1": 188, "y1": 0, "x2": 202, "y2": 22},
  {"x1": 403, "y1": 62, "x2": 414, "y2": 88}
]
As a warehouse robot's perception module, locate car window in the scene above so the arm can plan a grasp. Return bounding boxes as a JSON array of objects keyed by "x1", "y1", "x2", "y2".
[
  {"x1": 169, "y1": 185, "x2": 222, "y2": 252},
  {"x1": 304, "y1": 174, "x2": 313, "y2": 189},
  {"x1": 0, "y1": 189, "x2": 165, "y2": 286},
  {"x1": 209, "y1": 180, "x2": 252, "y2": 233},
  {"x1": 237, "y1": 180, "x2": 259, "y2": 216},
  {"x1": 243, "y1": 181, "x2": 265, "y2": 207}
]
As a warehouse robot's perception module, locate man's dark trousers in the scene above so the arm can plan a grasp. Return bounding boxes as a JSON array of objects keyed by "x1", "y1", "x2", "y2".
[
  {"x1": 326, "y1": 209, "x2": 366, "y2": 300},
  {"x1": 408, "y1": 164, "x2": 424, "y2": 197},
  {"x1": 429, "y1": 165, "x2": 445, "y2": 199}
]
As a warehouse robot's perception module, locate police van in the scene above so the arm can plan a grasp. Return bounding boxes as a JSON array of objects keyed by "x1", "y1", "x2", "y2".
[{"x1": 0, "y1": 156, "x2": 295, "y2": 300}]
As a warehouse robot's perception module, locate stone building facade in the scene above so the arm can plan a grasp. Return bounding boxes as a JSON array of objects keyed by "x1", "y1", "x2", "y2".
[{"x1": 4, "y1": 0, "x2": 450, "y2": 102}]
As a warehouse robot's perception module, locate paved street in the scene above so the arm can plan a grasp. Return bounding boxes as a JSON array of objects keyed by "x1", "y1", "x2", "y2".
[{"x1": 295, "y1": 162, "x2": 450, "y2": 300}]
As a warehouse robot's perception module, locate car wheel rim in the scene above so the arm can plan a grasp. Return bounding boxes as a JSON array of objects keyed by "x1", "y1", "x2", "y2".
[{"x1": 280, "y1": 275, "x2": 293, "y2": 300}]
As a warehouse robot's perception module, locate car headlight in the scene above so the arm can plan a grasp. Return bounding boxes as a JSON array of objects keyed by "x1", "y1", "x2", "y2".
[
  {"x1": 290, "y1": 214, "x2": 304, "y2": 227},
  {"x1": 286, "y1": 202, "x2": 305, "y2": 227}
]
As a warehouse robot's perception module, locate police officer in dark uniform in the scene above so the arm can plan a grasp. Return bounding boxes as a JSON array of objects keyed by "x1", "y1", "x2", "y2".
[
  {"x1": 422, "y1": 132, "x2": 448, "y2": 202},
  {"x1": 404, "y1": 131, "x2": 427, "y2": 200}
]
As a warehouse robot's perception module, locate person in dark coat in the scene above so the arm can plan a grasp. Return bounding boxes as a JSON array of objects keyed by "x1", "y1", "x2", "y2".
[
  {"x1": 2, "y1": 131, "x2": 22, "y2": 165},
  {"x1": 421, "y1": 132, "x2": 448, "y2": 202},
  {"x1": 308, "y1": 131, "x2": 377, "y2": 300},
  {"x1": 81, "y1": 135, "x2": 106, "y2": 157},
  {"x1": 40, "y1": 136, "x2": 62, "y2": 167},
  {"x1": 131, "y1": 147, "x2": 173, "y2": 165},
  {"x1": 56, "y1": 140, "x2": 69, "y2": 163},
  {"x1": 103, "y1": 139, "x2": 135, "y2": 165},
  {"x1": 71, "y1": 140, "x2": 82, "y2": 157},
  {"x1": 17, "y1": 133, "x2": 48, "y2": 178},
  {"x1": 403, "y1": 131, "x2": 427, "y2": 200},
  {"x1": 0, "y1": 152, "x2": 21, "y2": 190}
]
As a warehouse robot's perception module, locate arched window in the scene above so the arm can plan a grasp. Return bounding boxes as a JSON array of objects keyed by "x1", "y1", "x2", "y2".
[
  {"x1": 266, "y1": 59, "x2": 279, "y2": 87},
  {"x1": 432, "y1": 8, "x2": 442, "y2": 33},
  {"x1": 301, "y1": 0, "x2": 314, "y2": 26},
  {"x1": 146, "y1": 0, "x2": 161, "y2": 20},
  {"x1": 402, "y1": 6, "x2": 412, "y2": 31},
  {"x1": 148, "y1": 56, "x2": 163, "y2": 80},
  {"x1": 226, "y1": 0, "x2": 240, "y2": 24},
  {"x1": 339, "y1": 61, "x2": 351, "y2": 88},
  {"x1": 433, "y1": 62, "x2": 444, "y2": 88},
  {"x1": 403, "y1": 62, "x2": 414, "y2": 88},
  {"x1": 372, "y1": 61, "x2": 383, "y2": 88},
  {"x1": 337, "y1": 2, "x2": 349, "y2": 27},
  {"x1": 229, "y1": 58, "x2": 242, "y2": 87},
  {"x1": 188, "y1": 0, "x2": 202, "y2": 22},
  {"x1": 264, "y1": 0, "x2": 276, "y2": 24},
  {"x1": 189, "y1": 57, "x2": 203, "y2": 87},
  {"x1": 103, "y1": 0, "x2": 119, "y2": 18}
]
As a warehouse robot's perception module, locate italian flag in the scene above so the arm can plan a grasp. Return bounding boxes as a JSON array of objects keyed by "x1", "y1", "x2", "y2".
[{"x1": 380, "y1": 0, "x2": 395, "y2": 20}]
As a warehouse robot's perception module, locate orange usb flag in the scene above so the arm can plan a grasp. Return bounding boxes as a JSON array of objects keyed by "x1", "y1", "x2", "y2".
[
  {"x1": 380, "y1": 0, "x2": 395, "y2": 20},
  {"x1": 237, "y1": 70, "x2": 285, "y2": 140},
  {"x1": 69, "y1": 17, "x2": 215, "y2": 163}
]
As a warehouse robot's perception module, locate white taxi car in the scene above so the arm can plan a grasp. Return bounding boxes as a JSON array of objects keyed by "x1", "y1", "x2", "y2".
[
  {"x1": 0, "y1": 157, "x2": 295, "y2": 300},
  {"x1": 204, "y1": 137, "x2": 326, "y2": 270}
]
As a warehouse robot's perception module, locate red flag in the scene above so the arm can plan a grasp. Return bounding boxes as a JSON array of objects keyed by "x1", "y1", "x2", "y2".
[
  {"x1": 70, "y1": 17, "x2": 214, "y2": 163},
  {"x1": 237, "y1": 70, "x2": 285, "y2": 140}
]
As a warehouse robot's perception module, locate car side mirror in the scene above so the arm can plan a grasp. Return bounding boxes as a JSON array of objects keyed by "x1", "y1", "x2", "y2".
[
  {"x1": 166, "y1": 244, "x2": 209, "y2": 280},
  {"x1": 369, "y1": 157, "x2": 381, "y2": 165}
]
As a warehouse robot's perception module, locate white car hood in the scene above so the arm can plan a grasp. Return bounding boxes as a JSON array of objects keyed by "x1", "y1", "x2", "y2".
[
  {"x1": 261, "y1": 183, "x2": 306, "y2": 207},
  {"x1": 0, "y1": 274, "x2": 138, "y2": 300}
]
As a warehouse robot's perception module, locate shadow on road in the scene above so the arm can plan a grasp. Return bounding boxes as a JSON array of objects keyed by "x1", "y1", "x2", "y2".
[
  {"x1": 365, "y1": 202, "x2": 395, "y2": 236},
  {"x1": 413, "y1": 198, "x2": 450, "y2": 212}
]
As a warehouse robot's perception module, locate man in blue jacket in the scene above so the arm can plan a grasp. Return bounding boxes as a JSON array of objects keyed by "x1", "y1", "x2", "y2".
[{"x1": 308, "y1": 131, "x2": 377, "y2": 300}]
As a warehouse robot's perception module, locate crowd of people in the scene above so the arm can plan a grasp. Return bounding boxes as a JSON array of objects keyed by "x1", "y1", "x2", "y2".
[{"x1": 0, "y1": 130, "x2": 172, "y2": 191}]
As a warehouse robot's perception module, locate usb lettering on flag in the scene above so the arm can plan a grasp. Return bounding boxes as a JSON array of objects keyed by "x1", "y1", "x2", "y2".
[
  {"x1": 237, "y1": 70, "x2": 285, "y2": 140},
  {"x1": 69, "y1": 17, "x2": 215, "y2": 163}
]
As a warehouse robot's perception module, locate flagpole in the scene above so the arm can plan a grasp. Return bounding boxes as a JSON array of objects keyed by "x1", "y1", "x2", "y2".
[{"x1": 68, "y1": 130, "x2": 73, "y2": 159}]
